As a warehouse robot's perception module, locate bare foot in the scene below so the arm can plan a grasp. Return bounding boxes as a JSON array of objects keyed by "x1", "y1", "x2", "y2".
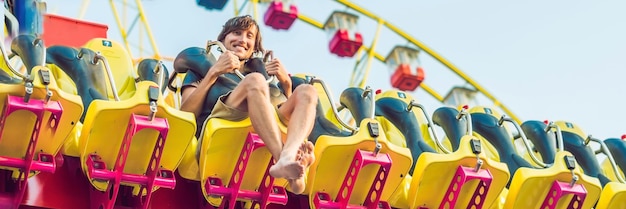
[
  {"x1": 288, "y1": 178, "x2": 306, "y2": 194},
  {"x1": 269, "y1": 156, "x2": 304, "y2": 179},
  {"x1": 297, "y1": 141, "x2": 315, "y2": 167}
]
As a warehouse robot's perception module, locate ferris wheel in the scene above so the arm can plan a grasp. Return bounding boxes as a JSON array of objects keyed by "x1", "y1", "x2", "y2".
[{"x1": 45, "y1": 0, "x2": 521, "y2": 123}]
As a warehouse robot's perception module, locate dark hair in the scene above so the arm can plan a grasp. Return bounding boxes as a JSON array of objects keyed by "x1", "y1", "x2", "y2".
[{"x1": 217, "y1": 15, "x2": 264, "y2": 56}]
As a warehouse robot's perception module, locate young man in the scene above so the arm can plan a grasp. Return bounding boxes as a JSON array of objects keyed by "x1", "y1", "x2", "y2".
[{"x1": 180, "y1": 15, "x2": 316, "y2": 194}]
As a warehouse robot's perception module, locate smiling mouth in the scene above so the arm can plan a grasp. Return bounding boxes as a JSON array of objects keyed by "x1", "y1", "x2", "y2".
[{"x1": 234, "y1": 45, "x2": 247, "y2": 51}]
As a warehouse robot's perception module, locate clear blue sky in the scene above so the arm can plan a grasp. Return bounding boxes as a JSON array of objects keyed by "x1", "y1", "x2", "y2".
[{"x1": 46, "y1": 0, "x2": 626, "y2": 141}]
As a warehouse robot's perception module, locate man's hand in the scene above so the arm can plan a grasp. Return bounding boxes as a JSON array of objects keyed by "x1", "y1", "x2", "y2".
[
  {"x1": 266, "y1": 58, "x2": 291, "y2": 86},
  {"x1": 207, "y1": 51, "x2": 240, "y2": 78}
]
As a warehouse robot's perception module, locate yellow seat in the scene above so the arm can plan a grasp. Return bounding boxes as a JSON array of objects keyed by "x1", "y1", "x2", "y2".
[
  {"x1": 198, "y1": 115, "x2": 290, "y2": 208},
  {"x1": 177, "y1": 136, "x2": 201, "y2": 181},
  {"x1": 596, "y1": 182, "x2": 626, "y2": 209},
  {"x1": 52, "y1": 38, "x2": 137, "y2": 158},
  {"x1": 45, "y1": 63, "x2": 81, "y2": 157},
  {"x1": 83, "y1": 38, "x2": 137, "y2": 100},
  {"x1": 0, "y1": 66, "x2": 82, "y2": 178},
  {"x1": 47, "y1": 64, "x2": 78, "y2": 95},
  {"x1": 374, "y1": 90, "x2": 462, "y2": 208},
  {"x1": 504, "y1": 151, "x2": 602, "y2": 209},
  {"x1": 78, "y1": 81, "x2": 196, "y2": 198},
  {"x1": 407, "y1": 135, "x2": 510, "y2": 209},
  {"x1": 305, "y1": 118, "x2": 412, "y2": 208}
]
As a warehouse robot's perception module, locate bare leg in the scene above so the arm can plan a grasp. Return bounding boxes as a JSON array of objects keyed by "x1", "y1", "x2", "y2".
[
  {"x1": 227, "y1": 74, "x2": 307, "y2": 179},
  {"x1": 274, "y1": 85, "x2": 318, "y2": 194}
]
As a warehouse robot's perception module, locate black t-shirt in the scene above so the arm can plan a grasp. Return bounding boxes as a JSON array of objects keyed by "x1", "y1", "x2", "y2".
[
  {"x1": 181, "y1": 70, "x2": 286, "y2": 138},
  {"x1": 182, "y1": 71, "x2": 240, "y2": 138}
]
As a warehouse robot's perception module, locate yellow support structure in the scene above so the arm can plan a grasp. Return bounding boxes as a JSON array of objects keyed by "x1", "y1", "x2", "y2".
[
  {"x1": 109, "y1": 0, "x2": 134, "y2": 59},
  {"x1": 103, "y1": 0, "x2": 163, "y2": 62},
  {"x1": 134, "y1": 0, "x2": 162, "y2": 60},
  {"x1": 359, "y1": 19, "x2": 383, "y2": 88}
]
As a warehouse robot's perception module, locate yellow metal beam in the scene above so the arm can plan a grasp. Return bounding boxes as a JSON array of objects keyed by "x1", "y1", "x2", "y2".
[
  {"x1": 109, "y1": 0, "x2": 134, "y2": 59},
  {"x1": 134, "y1": 0, "x2": 161, "y2": 59},
  {"x1": 78, "y1": 0, "x2": 90, "y2": 20},
  {"x1": 297, "y1": 13, "x2": 324, "y2": 29},
  {"x1": 253, "y1": 0, "x2": 259, "y2": 20},
  {"x1": 359, "y1": 19, "x2": 384, "y2": 88}
]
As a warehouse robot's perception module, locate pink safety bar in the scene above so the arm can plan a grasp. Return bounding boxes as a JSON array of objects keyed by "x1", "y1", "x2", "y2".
[
  {"x1": 540, "y1": 180, "x2": 587, "y2": 209},
  {"x1": 87, "y1": 113, "x2": 171, "y2": 209},
  {"x1": 434, "y1": 165, "x2": 493, "y2": 209},
  {"x1": 205, "y1": 132, "x2": 288, "y2": 209},
  {"x1": 0, "y1": 95, "x2": 63, "y2": 208},
  {"x1": 313, "y1": 149, "x2": 392, "y2": 209}
]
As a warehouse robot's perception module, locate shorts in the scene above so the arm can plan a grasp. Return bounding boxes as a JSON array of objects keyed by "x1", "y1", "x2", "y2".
[
  {"x1": 208, "y1": 91, "x2": 289, "y2": 125},
  {"x1": 196, "y1": 91, "x2": 289, "y2": 159}
]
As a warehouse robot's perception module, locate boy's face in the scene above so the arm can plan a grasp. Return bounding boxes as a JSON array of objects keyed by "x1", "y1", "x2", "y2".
[{"x1": 223, "y1": 25, "x2": 258, "y2": 60}]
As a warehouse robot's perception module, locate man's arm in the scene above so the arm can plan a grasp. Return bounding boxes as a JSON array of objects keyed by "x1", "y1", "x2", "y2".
[
  {"x1": 266, "y1": 58, "x2": 292, "y2": 98},
  {"x1": 181, "y1": 51, "x2": 241, "y2": 116},
  {"x1": 180, "y1": 70, "x2": 220, "y2": 117}
]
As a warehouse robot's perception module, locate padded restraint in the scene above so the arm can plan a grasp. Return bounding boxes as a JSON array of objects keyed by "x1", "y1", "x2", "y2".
[
  {"x1": 172, "y1": 46, "x2": 274, "y2": 83},
  {"x1": 173, "y1": 47, "x2": 280, "y2": 109},
  {"x1": 136, "y1": 58, "x2": 170, "y2": 93},
  {"x1": 561, "y1": 131, "x2": 612, "y2": 186},
  {"x1": 521, "y1": 120, "x2": 556, "y2": 164},
  {"x1": 471, "y1": 112, "x2": 532, "y2": 186},
  {"x1": 340, "y1": 87, "x2": 373, "y2": 125},
  {"x1": 172, "y1": 47, "x2": 216, "y2": 76},
  {"x1": 171, "y1": 46, "x2": 218, "y2": 92},
  {"x1": 604, "y1": 138, "x2": 626, "y2": 175},
  {"x1": 375, "y1": 97, "x2": 435, "y2": 175},
  {"x1": 10, "y1": 34, "x2": 44, "y2": 75},
  {"x1": 432, "y1": 107, "x2": 467, "y2": 151},
  {"x1": 46, "y1": 46, "x2": 108, "y2": 122}
]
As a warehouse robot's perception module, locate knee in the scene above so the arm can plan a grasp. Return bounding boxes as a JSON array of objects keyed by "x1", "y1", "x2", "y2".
[
  {"x1": 294, "y1": 85, "x2": 318, "y2": 105},
  {"x1": 240, "y1": 73, "x2": 268, "y2": 93}
]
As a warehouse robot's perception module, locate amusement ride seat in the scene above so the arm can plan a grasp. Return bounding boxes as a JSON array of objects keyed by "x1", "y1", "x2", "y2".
[
  {"x1": 0, "y1": 34, "x2": 83, "y2": 208},
  {"x1": 468, "y1": 106, "x2": 533, "y2": 179},
  {"x1": 552, "y1": 122, "x2": 626, "y2": 209},
  {"x1": 373, "y1": 92, "x2": 509, "y2": 209},
  {"x1": 305, "y1": 117, "x2": 412, "y2": 209},
  {"x1": 467, "y1": 106, "x2": 601, "y2": 209},
  {"x1": 590, "y1": 136, "x2": 626, "y2": 209},
  {"x1": 78, "y1": 80, "x2": 196, "y2": 209},
  {"x1": 84, "y1": 38, "x2": 137, "y2": 100},
  {"x1": 555, "y1": 121, "x2": 612, "y2": 186},
  {"x1": 54, "y1": 38, "x2": 197, "y2": 209},
  {"x1": 46, "y1": 38, "x2": 139, "y2": 158}
]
